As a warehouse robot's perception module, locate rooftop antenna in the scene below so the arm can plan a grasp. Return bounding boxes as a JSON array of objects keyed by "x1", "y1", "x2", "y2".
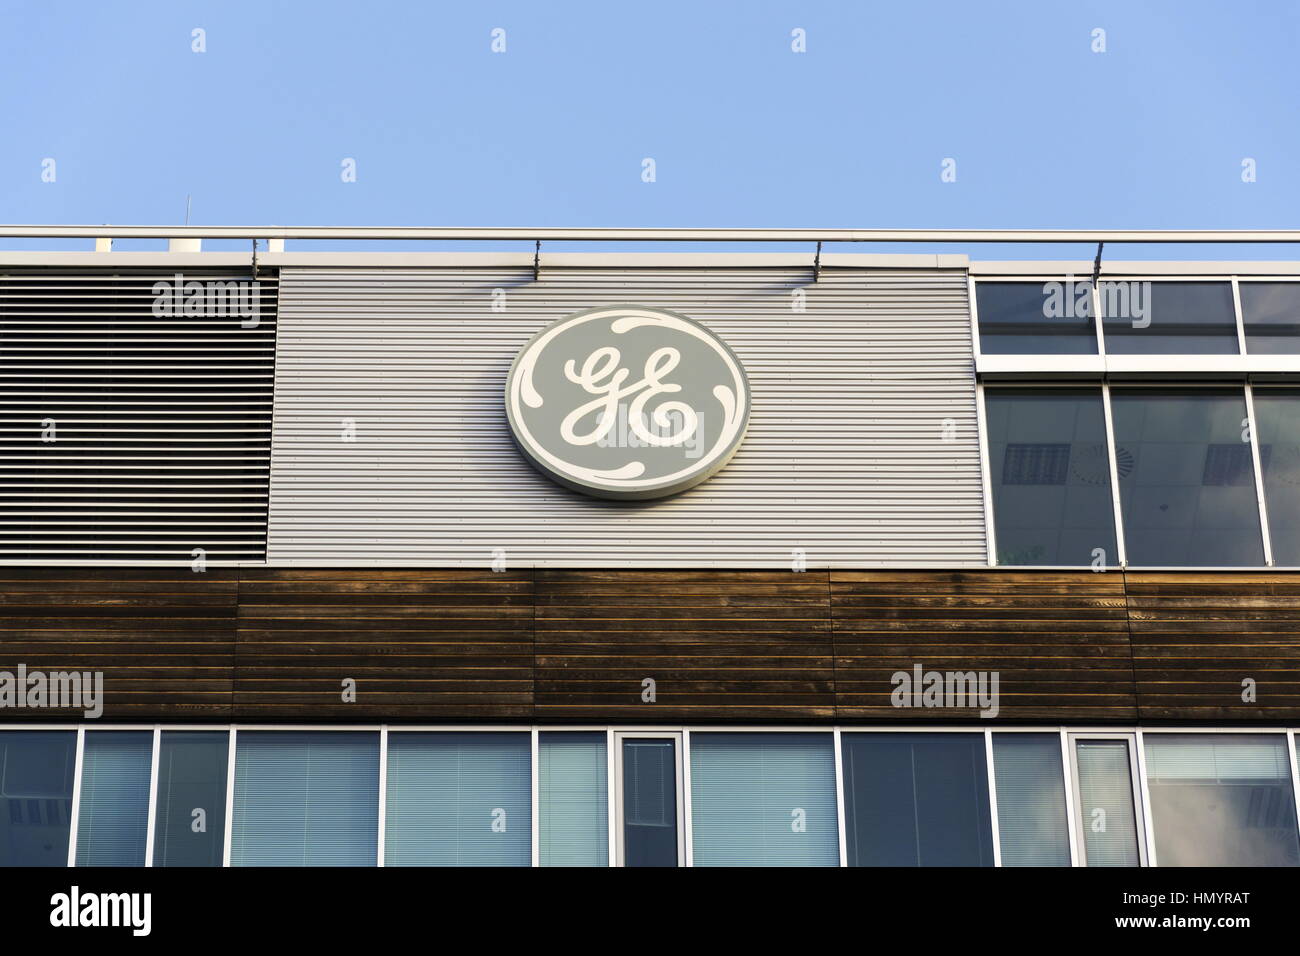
[{"x1": 184, "y1": 194, "x2": 192, "y2": 226}]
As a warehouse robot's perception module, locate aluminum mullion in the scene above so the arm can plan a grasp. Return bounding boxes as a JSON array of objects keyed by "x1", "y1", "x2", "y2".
[
  {"x1": 984, "y1": 729, "x2": 1002, "y2": 867},
  {"x1": 1244, "y1": 382, "x2": 1275, "y2": 566},
  {"x1": 144, "y1": 725, "x2": 161, "y2": 866},
  {"x1": 66, "y1": 727, "x2": 85, "y2": 867},
  {"x1": 1100, "y1": 382, "x2": 1128, "y2": 568}
]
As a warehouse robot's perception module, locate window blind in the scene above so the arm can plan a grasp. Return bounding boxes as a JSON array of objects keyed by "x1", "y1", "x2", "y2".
[
  {"x1": 0, "y1": 731, "x2": 76, "y2": 866},
  {"x1": 152, "y1": 731, "x2": 228, "y2": 867},
  {"x1": 992, "y1": 734, "x2": 1070, "y2": 866},
  {"x1": 539, "y1": 732, "x2": 607, "y2": 867},
  {"x1": 75, "y1": 731, "x2": 152, "y2": 866},
  {"x1": 690, "y1": 733, "x2": 839, "y2": 867},
  {"x1": 230, "y1": 732, "x2": 379, "y2": 867},
  {"x1": 1074, "y1": 739, "x2": 1140, "y2": 866},
  {"x1": 384, "y1": 733, "x2": 530, "y2": 867}
]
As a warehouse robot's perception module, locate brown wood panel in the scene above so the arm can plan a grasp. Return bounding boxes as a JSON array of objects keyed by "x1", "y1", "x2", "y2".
[
  {"x1": 233, "y1": 569, "x2": 534, "y2": 720},
  {"x1": 1127, "y1": 572, "x2": 1300, "y2": 720},
  {"x1": 831, "y1": 570, "x2": 1136, "y2": 721},
  {"x1": 0, "y1": 567, "x2": 237, "y2": 719},
  {"x1": 534, "y1": 570, "x2": 833, "y2": 721}
]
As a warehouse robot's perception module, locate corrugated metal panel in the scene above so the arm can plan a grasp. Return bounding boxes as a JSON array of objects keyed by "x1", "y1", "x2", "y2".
[
  {"x1": 266, "y1": 266, "x2": 986, "y2": 567},
  {"x1": 0, "y1": 269, "x2": 277, "y2": 563}
]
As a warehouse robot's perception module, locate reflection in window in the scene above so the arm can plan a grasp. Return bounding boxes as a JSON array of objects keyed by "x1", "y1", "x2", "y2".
[
  {"x1": 1110, "y1": 389, "x2": 1264, "y2": 566},
  {"x1": 1252, "y1": 389, "x2": 1300, "y2": 566},
  {"x1": 976, "y1": 282, "x2": 1098, "y2": 355},
  {"x1": 993, "y1": 734, "x2": 1071, "y2": 866},
  {"x1": 231, "y1": 731, "x2": 379, "y2": 866},
  {"x1": 622, "y1": 739, "x2": 678, "y2": 867},
  {"x1": 153, "y1": 732, "x2": 228, "y2": 867},
  {"x1": 690, "y1": 733, "x2": 839, "y2": 866},
  {"x1": 1102, "y1": 281, "x2": 1238, "y2": 354},
  {"x1": 539, "y1": 732, "x2": 606, "y2": 867},
  {"x1": 1241, "y1": 283, "x2": 1300, "y2": 354},
  {"x1": 985, "y1": 389, "x2": 1117, "y2": 566},
  {"x1": 0, "y1": 731, "x2": 75, "y2": 866},
  {"x1": 386, "y1": 732, "x2": 530, "y2": 866},
  {"x1": 1074, "y1": 739, "x2": 1141, "y2": 866},
  {"x1": 76, "y1": 731, "x2": 152, "y2": 866},
  {"x1": 841, "y1": 733, "x2": 993, "y2": 866},
  {"x1": 1144, "y1": 735, "x2": 1299, "y2": 866}
]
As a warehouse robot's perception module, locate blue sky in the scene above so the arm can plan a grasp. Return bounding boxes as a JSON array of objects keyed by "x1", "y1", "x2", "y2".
[{"x1": 2, "y1": 0, "x2": 1297, "y2": 257}]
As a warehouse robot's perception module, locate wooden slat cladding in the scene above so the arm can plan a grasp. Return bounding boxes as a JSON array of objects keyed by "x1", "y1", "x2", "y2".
[
  {"x1": 1128, "y1": 573, "x2": 1300, "y2": 721},
  {"x1": 234, "y1": 569, "x2": 534, "y2": 719},
  {"x1": 0, "y1": 567, "x2": 237, "y2": 718},
  {"x1": 534, "y1": 570, "x2": 833, "y2": 722},
  {"x1": 2, "y1": 568, "x2": 1300, "y2": 722},
  {"x1": 831, "y1": 571, "x2": 1134, "y2": 721}
]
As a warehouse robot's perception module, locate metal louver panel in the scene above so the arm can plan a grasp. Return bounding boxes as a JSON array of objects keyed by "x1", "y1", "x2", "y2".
[
  {"x1": 0, "y1": 269, "x2": 277, "y2": 563},
  {"x1": 267, "y1": 265, "x2": 985, "y2": 567}
]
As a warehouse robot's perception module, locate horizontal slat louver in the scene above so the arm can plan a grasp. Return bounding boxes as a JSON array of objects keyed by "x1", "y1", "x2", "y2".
[
  {"x1": 0, "y1": 269, "x2": 277, "y2": 563},
  {"x1": 267, "y1": 266, "x2": 985, "y2": 567}
]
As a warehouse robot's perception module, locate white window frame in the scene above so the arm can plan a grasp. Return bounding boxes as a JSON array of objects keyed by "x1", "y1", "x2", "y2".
[
  {"x1": 611, "y1": 730, "x2": 686, "y2": 867},
  {"x1": 1066, "y1": 731, "x2": 1150, "y2": 867}
]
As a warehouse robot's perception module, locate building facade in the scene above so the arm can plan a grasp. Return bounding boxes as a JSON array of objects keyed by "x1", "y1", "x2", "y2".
[{"x1": 3, "y1": 237, "x2": 1300, "y2": 866}]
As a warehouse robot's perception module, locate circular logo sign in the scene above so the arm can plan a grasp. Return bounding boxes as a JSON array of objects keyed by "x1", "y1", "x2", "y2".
[{"x1": 505, "y1": 305, "x2": 750, "y2": 499}]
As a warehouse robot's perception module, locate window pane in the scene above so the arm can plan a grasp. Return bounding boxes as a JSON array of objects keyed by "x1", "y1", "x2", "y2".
[
  {"x1": 152, "y1": 731, "x2": 228, "y2": 867},
  {"x1": 539, "y1": 732, "x2": 606, "y2": 867},
  {"x1": 1074, "y1": 739, "x2": 1140, "y2": 866},
  {"x1": 0, "y1": 731, "x2": 75, "y2": 866},
  {"x1": 841, "y1": 733, "x2": 993, "y2": 867},
  {"x1": 1252, "y1": 389, "x2": 1300, "y2": 565},
  {"x1": 1242, "y1": 283, "x2": 1300, "y2": 354},
  {"x1": 1144, "y1": 734, "x2": 1299, "y2": 866},
  {"x1": 231, "y1": 731, "x2": 378, "y2": 866},
  {"x1": 75, "y1": 731, "x2": 151, "y2": 866},
  {"x1": 985, "y1": 388, "x2": 1117, "y2": 566},
  {"x1": 1110, "y1": 389, "x2": 1264, "y2": 566},
  {"x1": 690, "y1": 733, "x2": 838, "y2": 867},
  {"x1": 993, "y1": 734, "x2": 1071, "y2": 866},
  {"x1": 1102, "y1": 281, "x2": 1238, "y2": 354},
  {"x1": 976, "y1": 282, "x2": 1098, "y2": 354},
  {"x1": 385, "y1": 732, "x2": 530, "y2": 866},
  {"x1": 622, "y1": 739, "x2": 678, "y2": 866}
]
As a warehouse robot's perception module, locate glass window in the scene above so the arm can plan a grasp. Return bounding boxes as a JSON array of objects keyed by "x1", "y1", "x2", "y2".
[
  {"x1": 985, "y1": 388, "x2": 1118, "y2": 566},
  {"x1": 993, "y1": 734, "x2": 1071, "y2": 866},
  {"x1": 1101, "y1": 281, "x2": 1238, "y2": 354},
  {"x1": 75, "y1": 731, "x2": 152, "y2": 866},
  {"x1": 230, "y1": 731, "x2": 379, "y2": 866},
  {"x1": 976, "y1": 282, "x2": 1098, "y2": 354},
  {"x1": 1144, "y1": 735, "x2": 1299, "y2": 866},
  {"x1": 152, "y1": 731, "x2": 228, "y2": 867},
  {"x1": 1110, "y1": 389, "x2": 1264, "y2": 566},
  {"x1": 385, "y1": 732, "x2": 530, "y2": 867},
  {"x1": 1241, "y1": 282, "x2": 1300, "y2": 354},
  {"x1": 1252, "y1": 389, "x2": 1300, "y2": 565},
  {"x1": 0, "y1": 731, "x2": 75, "y2": 866},
  {"x1": 1073, "y1": 739, "x2": 1141, "y2": 866},
  {"x1": 689, "y1": 733, "x2": 839, "y2": 867},
  {"x1": 621, "y1": 738, "x2": 679, "y2": 866},
  {"x1": 841, "y1": 733, "x2": 993, "y2": 867},
  {"x1": 539, "y1": 732, "x2": 607, "y2": 867}
]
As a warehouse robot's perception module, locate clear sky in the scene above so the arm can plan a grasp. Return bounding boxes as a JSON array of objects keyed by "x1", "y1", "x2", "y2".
[{"x1": 2, "y1": 0, "x2": 1297, "y2": 258}]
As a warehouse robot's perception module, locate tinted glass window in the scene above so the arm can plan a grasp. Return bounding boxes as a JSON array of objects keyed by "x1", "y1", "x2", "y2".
[
  {"x1": 1241, "y1": 283, "x2": 1300, "y2": 354},
  {"x1": 539, "y1": 732, "x2": 607, "y2": 867},
  {"x1": 0, "y1": 732, "x2": 75, "y2": 866},
  {"x1": 1144, "y1": 735, "x2": 1299, "y2": 867},
  {"x1": 841, "y1": 733, "x2": 993, "y2": 867},
  {"x1": 1253, "y1": 389, "x2": 1300, "y2": 565},
  {"x1": 977, "y1": 282, "x2": 1098, "y2": 354},
  {"x1": 1074, "y1": 739, "x2": 1141, "y2": 866},
  {"x1": 1101, "y1": 281, "x2": 1238, "y2": 354},
  {"x1": 1110, "y1": 389, "x2": 1264, "y2": 566},
  {"x1": 985, "y1": 388, "x2": 1118, "y2": 566},
  {"x1": 152, "y1": 732, "x2": 228, "y2": 867},
  {"x1": 993, "y1": 734, "x2": 1070, "y2": 866},
  {"x1": 622, "y1": 739, "x2": 678, "y2": 867}
]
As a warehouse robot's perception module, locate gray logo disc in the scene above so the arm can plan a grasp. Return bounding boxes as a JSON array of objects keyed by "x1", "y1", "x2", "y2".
[{"x1": 505, "y1": 305, "x2": 750, "y2": 499}]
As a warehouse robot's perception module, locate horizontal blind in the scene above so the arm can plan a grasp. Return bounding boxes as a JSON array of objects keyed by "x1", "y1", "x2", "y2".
[
  {"x1": 230, "y1": 731, "x2": 378, "y2": 866},
  {"x1": 539, "y1": 732, "x2": 607, "y2": 867},
  {"x1": 1074, "y1": 740, "x2": 1140, "y2": 867},
  {"x1": 75, "y1": 730, "x2": 152, "y2": 866},
  {"x1": 1144, "y1": 734, "x2": 1291, "y2": 781},
  {"x1": 0, "y1": 269, "x2": 277, "y2": 563},
  {"x1": 384, "y1": 732, "x2": 531, "y2": 866},
  {"x1": 690, "y1": 732, "x2": 838, "y2": 866},
  {"x1": 992, "y1": 734, "x2": 1070, "y2": 866}
]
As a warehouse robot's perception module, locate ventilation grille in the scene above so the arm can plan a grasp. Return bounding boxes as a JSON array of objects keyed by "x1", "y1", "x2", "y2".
[{"x1": 0, "y1": 270, "x2": 277, "y2": 563}]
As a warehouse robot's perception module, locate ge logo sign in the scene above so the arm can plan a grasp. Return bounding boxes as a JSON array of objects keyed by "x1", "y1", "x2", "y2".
[{"x1": 505, "y1": 306, "x2": 750, "y2": 499}]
